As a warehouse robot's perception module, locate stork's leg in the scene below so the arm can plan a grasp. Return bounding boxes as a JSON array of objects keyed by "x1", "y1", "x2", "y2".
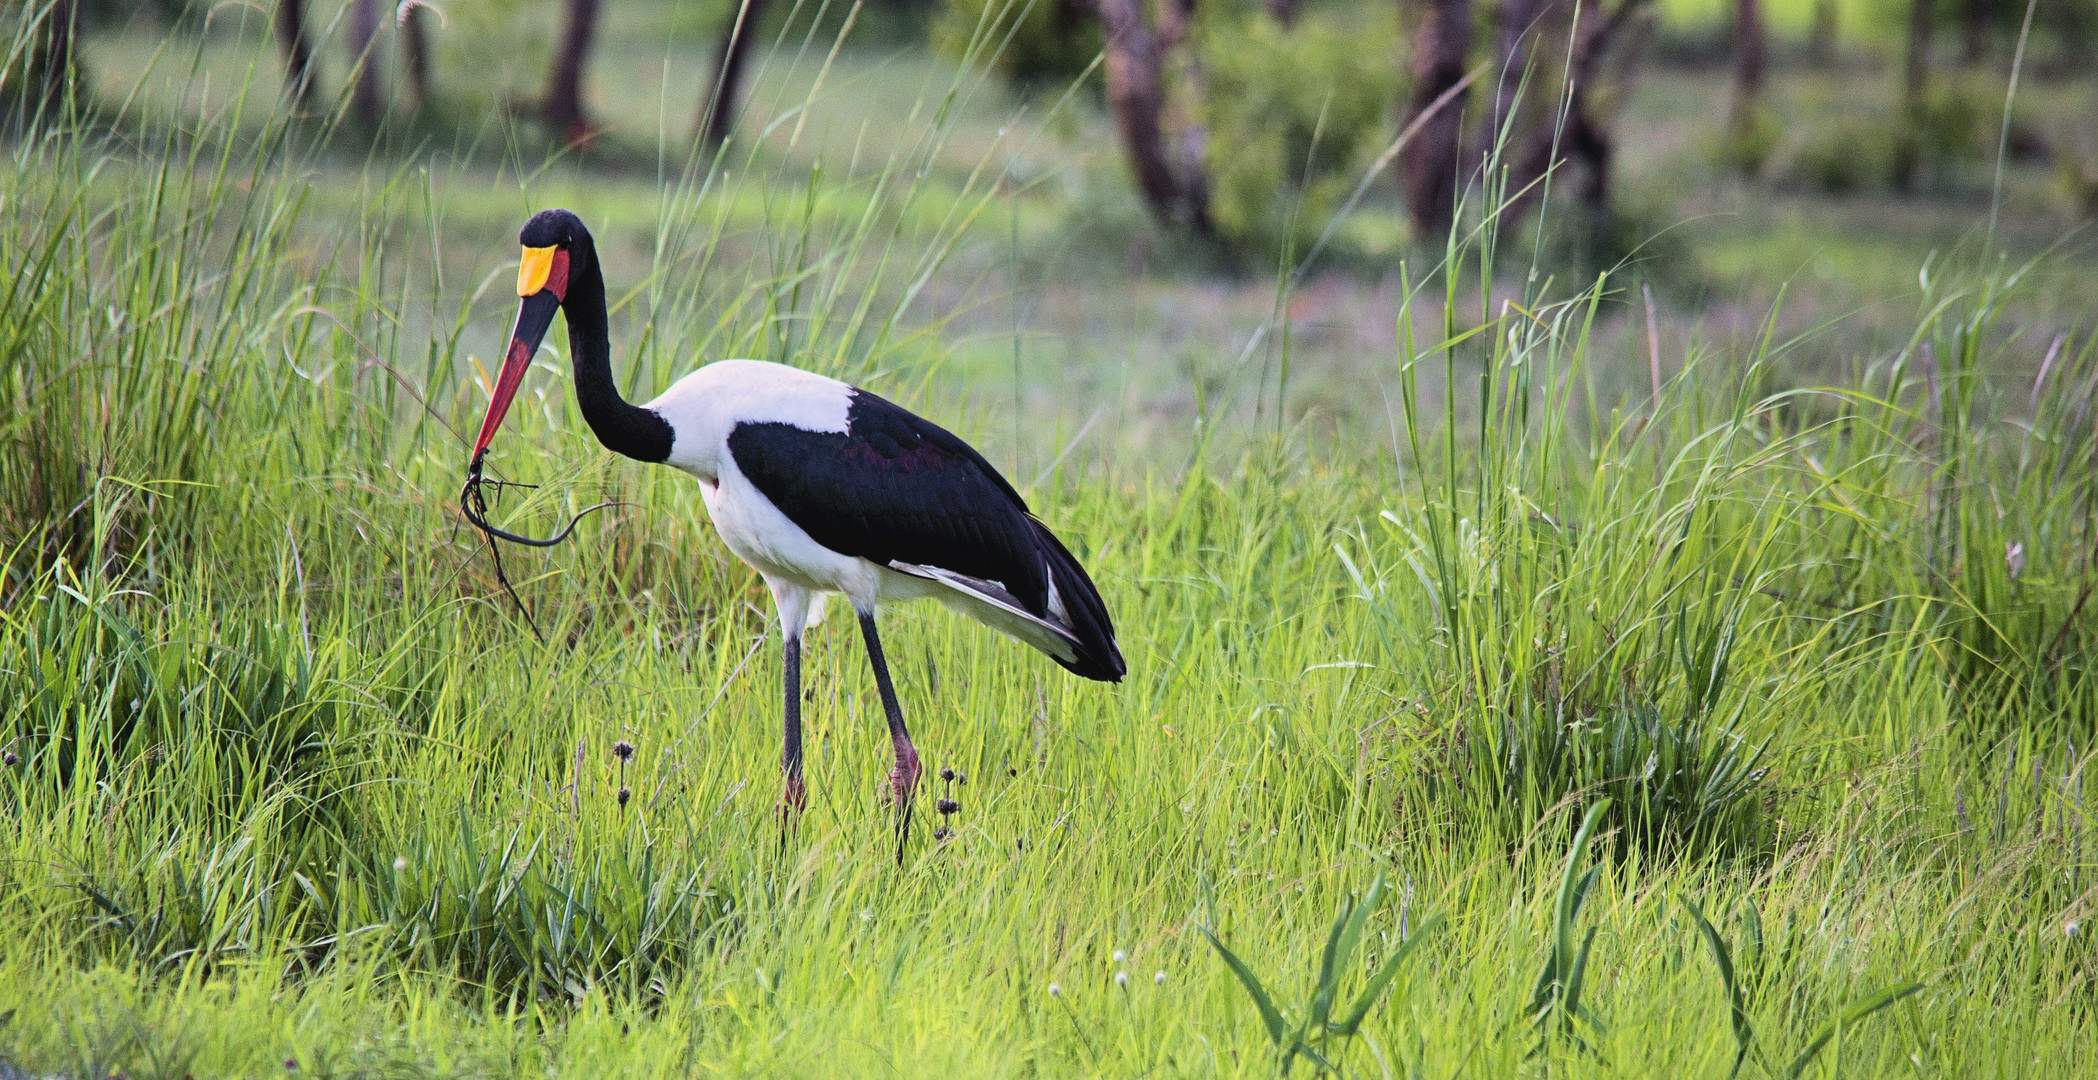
[
  {"x1": 857, "y1": 609, "x2": 922, "y2": 861},
  {"x1": 767, "y1": 579, "x2": 814, "y2": 818},
  {"x1": 781, "y1": 633, "x2": 806, "y2": 814}
]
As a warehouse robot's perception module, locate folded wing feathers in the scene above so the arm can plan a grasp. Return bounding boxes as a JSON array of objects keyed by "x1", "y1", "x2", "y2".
[{"x1": 887, "y1": 560, "x2": 1083, "y2": 654}]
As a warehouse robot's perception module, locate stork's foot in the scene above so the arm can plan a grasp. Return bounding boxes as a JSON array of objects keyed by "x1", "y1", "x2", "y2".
[
  {"x1": 890, "y1": 743, "x2": 923, "y2": 866},
  {"x1": 888, "y1": 744, "x2": 923, "y2": 810}
]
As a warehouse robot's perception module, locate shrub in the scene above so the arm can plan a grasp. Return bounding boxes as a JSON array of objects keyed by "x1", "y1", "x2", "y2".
[
  {"x1": 1197, "y1": 12, "x2": 1397, "y2": 253},
  {"x1": 1793, "y1": 119, "x2": 1894, "y2": 193},
  {"x1": 1708, "y1": 106, "x2": 1782, "y2": 179},
  {"x1": 935, "y1": 0, "x2": 1100, "y2": 90},
  {"x1": 1456, "y1": 697, "x2": 1773, "y2": 861}
]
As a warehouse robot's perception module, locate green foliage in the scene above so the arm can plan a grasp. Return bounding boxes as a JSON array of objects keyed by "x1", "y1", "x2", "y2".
[
  {"x1": 1197, "y1": 11, "x2": 1397, "y2": 252},
  {"x1": 1201, "y1": 873, "x2": 1441, "y2": 1075},
  {"x1": 935, "y1": 0, "x2": 1100, "y2": 89},
  {"x1": 1792, "y1": 117, "x2": 1893, "y2": 193},
  {"x1": 1793, "y1": 81, "x2": 2001, "y2": 193},
  {"x1": 2056, "y1": 151, "x2": 2098, "y2": 218},
  {"x1": 1710, "y1": 107, "x2": 1783, "y2": 178}
]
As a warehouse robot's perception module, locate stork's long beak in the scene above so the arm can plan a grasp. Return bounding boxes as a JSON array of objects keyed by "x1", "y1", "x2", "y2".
[{"x1": 470, "y1": 245, "x2": 570, "y2": 463}]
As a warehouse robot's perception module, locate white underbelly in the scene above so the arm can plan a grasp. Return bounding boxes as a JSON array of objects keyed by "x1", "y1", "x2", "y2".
[{"x1": 695, "y1": 461, "x2": 889, "y2": 603}]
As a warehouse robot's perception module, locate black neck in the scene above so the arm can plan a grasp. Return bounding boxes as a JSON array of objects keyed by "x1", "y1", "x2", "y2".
[{"x1": 565, "y1": 241, "x2": 674, "y2": 464}]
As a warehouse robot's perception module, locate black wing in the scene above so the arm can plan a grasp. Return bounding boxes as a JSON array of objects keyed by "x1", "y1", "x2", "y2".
[
  {"x1": 728, "y1": 389, "x2": 1049, "y2": 611},
  {"x1": 727, "y1": 389, "x2": 1124, "y2": 681}
]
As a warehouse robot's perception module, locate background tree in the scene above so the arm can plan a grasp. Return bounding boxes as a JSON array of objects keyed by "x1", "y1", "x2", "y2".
[
  {"x1": 346, "y1": 0, "x2": 382, "y2": 125},
  {"x1": 1400, "y1": 0, "x2": 1471, "y2": 237},
  {"x1": 1480, "y1": 0, "x2": 1546, "y2": 165},
  {"x1": 698, "y1": 0, "x2": 768, "y2": 149},
  {"x1": 1724, "y1": 0, "x2": 1769, "y2": 174},
  {"x1": 544, "y1": 0, "x2": 602, "y2": 143},
  {"x1": 400, "y1": 0, "x2": 432, "y2": 108},
  {"x1": 1808, "y1": 0, "x2": 1836, "y2": 63},
  {"x1": 1894, "y1": 0, "x2": 1932, "y2": 190},
  {"x1": 1503, "y1": 0, "x2": 1652, "y2": 222},
  {"x1": 1730, "y1": 0, "x2": 1763, "y2": 132},
  {"x1": 1961, "y1": 0, "x2": 1989, "y2": 63},
  {"x1": 31, "y1": 0, "x2": 81, "y2": 113},
  {"x1": 275, "y1": 0, "x2": 318, "y2": 107},
  {"x1": 1092, "y1": 0, "x2": 1213, "y2": 236}
]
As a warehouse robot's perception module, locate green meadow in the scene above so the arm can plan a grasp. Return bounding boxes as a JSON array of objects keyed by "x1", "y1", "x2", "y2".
[{"x1": 3, "y1": 1, "x2": 2096, "y2": 1076}]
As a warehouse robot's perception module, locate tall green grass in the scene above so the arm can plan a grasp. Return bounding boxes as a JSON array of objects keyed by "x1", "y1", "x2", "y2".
[{"x1": 2, "y1": 7, "x2": 2095, "y2": 1077}]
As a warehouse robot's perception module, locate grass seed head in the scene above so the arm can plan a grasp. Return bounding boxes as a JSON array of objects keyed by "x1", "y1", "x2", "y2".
[
  {"x1": 936, "y1": 798, "x2": 960, "y2": 816},
  {"x1": 618, "y1": 786, "x2": 632, "y2": 808},
  {"x1": 939, "y1": 766, "x2": 956, "y2": 781},
  {"x1": 612, "y1": 740, "x2": 635, "y2": 762},
  {"x1": 1, "y1": 752, "x2": 16, "y2": 767}
]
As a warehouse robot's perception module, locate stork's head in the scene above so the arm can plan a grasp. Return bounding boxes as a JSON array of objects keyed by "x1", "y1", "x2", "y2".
[{"x1": 470, "y1": 209, "x2": 593, "y2": 463}]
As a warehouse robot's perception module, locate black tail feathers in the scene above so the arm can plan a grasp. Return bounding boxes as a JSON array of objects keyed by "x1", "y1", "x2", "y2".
[{"x1": 1032, "y1": 521, "x2": 1125, "y2": 682}]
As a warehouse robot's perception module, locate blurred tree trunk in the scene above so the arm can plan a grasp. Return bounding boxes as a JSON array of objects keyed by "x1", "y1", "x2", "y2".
[
  {"x1": 275, "y1": 0, "x2": 318, "y2": 107},
  {"x1": 1094, "y1": 0, "x2": 1213, "y2": 236},
  {"x1": 43, "y1": 0, "x2": 80, "y2": 112},
  {"x1": 1482, "y1": 0, "x2": 1545, "y2": 162},
  {"x1": 400, "y1": 2, "x2": 432, "y2": 108},
  {"x1": 698, "y1": 0, "x2": 769, "y2": 149},
  {"x1": 1401, "y1": 0, "x2": 1472, "y2": 237},
  {"x1": 1263, "y1": 0, "x2": 1296, "y2": 26},
  {"x1": 1729, "y1": 0, "x2": 1764, "y2": 133},
  {"x1": 1158, "y1": 0, "x2": 1211, "y2": 234},
  {"x1": 1807, "y1": 0, "x2": 1837, "y2": 64},
  {"x1": 1960, "y1": 0, "x2": 1987, "y2": 64},
  {"x1": 1504, "y1": 0, "x2": 1651, "y2": 224},
  {"x1": 544, "y1": 0, "x2": 602, "y2": 143},
  {"x1": 346, "y1": 0, "x2": 382, "y2": 125},
  {"x1": 1894, "y1": 0, "x2": 1931, "y2": 190}
]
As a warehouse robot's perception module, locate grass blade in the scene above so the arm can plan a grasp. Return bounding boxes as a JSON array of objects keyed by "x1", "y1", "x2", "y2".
[
  {"x1": 1332, "y1": 913, "x2": 1443, "y2": 1036},
  {"x1": 1783, "y1": 982, "x2": 1924, "y2": 1080},
  {"x1": 1684, "y1": 897, "x2": 1753, "y2": 1078},
  {"x1": 1201, "y1": 925, "x2": 1287, "y2": 1047}
]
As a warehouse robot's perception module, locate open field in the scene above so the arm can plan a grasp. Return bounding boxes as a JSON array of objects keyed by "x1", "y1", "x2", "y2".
[{"x1": 5, "y1": 2, "x2": 2098, "y2": 1076}]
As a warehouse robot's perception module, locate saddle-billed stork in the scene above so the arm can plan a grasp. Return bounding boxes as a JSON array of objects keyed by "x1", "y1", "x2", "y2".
[{"x1": 464, "y1": 209, "x2": 1124, "y2": 850}]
